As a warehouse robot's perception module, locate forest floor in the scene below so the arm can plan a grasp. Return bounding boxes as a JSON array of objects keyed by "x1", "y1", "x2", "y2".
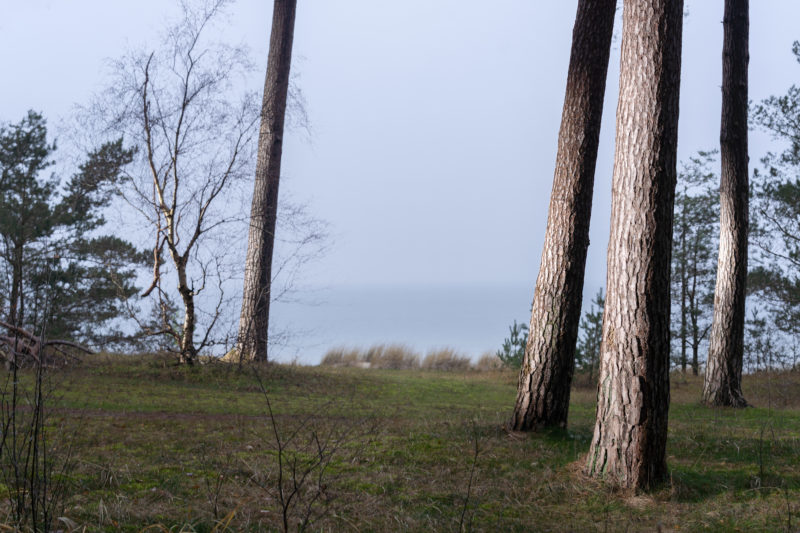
[{"x1": 2, "y1": 354, "x2": 799, "y2": 531}]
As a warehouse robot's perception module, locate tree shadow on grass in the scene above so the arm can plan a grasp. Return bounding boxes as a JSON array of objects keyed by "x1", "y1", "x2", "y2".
[
  {"x1": 523, "y1": 425, "x2": 594, "y2": 466},
  {"x1": 669, "y1": 465, "x2": 800, "y2": 503}
]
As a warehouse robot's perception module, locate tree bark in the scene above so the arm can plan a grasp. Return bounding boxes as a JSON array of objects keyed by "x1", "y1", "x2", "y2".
[
  {"x1": 236, "y1": 0, "x2": 297, "y2": 362},
  {"x1": 703, "y1": 0, "x2": 749, "y2": 407},
  {"x1": 509, "y1": 0, "x2": 616, "y2": 431},
  {"x1": 8, "y1": 243, "x2": 23, "y2": 326},
  {"x1": 585, "y1": 0, "x2": 683, "y2": 490},
  {"x1": 176, "y1": 261, "x2": 198, "y2": 365}
]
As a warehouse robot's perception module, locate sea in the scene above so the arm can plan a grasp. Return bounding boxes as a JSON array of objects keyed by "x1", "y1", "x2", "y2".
[{"x1": 268, "y1": 283, "x2": 537, "y2": 365}]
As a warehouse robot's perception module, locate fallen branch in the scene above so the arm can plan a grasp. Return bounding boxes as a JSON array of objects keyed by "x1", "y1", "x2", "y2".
[{"x1": 0, "y1": 320, "x2": 94, "y2": 367}]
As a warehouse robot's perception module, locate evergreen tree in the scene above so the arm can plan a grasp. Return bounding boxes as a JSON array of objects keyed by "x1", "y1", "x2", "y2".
[
  {"x1": 496, "y1": 320, "x2": 528, "y2": 369},
  {"x1": 510, "y1": 0, "x2": 616, "y2": 431},
  {"x1": 236, "y1": 0, "x2": 298, "y2": 362},
  {"x1": 671, "y1": 152, "x2": 719, "y2": 375},
  {"x1": 749, "y1": 41, "x2": 800, "y2": 345},
  {"x1": 585, "y1": 0, "x2": 683, "y2": 490},
  {"x1": 704, "y1": 0, "x2": 750, "y2": 408},
  {"x1": 0, "y1": 111, "x2": 142, "y2": 346},
  {"x1": 575, "y1": 288, "x2": 604, "y2": 380}
]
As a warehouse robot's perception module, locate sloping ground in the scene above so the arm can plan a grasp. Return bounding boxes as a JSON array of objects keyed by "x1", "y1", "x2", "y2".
[{"x1": 4, "y1": 355, "x2": 799, "y2": 531}]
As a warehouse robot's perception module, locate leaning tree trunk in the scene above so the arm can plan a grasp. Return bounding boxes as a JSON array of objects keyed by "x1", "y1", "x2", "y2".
[
  {"x1": 585, "y1": 0, "x2": 683, "y2": 490},
  {"x1": 236, "y1": 0, "x2": 297, "y2": 362},
  {"x1": 703, "y1": 0, "x2": 749, "y2": 408},
  {"x1": 509, "y1": 0, "x2": 616, "y2": 432}
]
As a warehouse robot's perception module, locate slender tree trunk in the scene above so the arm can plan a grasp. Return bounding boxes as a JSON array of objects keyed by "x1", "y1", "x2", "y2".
[
  {"x1": 585, "y1": 0, "x2": 683, "y2": 490},
  {"x1": 509, "y1": 0, "x2": 616, "y2": 432},
  {"x1": 236, "y1": 0, "x2": 297, "y2": 362},
  {"x1": 703, "y1": 0, "x2": 749, "y2": 407},
  {"x1": 176, "y1": 263, "x2": 197, "y2": 365},
  {"x1": 8, "y1": 243, "x2": 23, "y2": 326},
  {"x1": 691, "y1": 337, "x2": 701, "y2": 376},
  {"x1": 680, "y1": 250, "x2": 688, "y2": 373},
  {"x1": 5, "y1": 244, "x2": 24, "y2": 368},
  {"x1": 689, "y1": 268, "x2": 700, "y2": 375}
]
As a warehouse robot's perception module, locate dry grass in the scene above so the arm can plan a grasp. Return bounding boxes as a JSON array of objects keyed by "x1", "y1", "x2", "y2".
[
  {"x1": 319, "y1": 346, "x2": 363, "y2": 367},
  {"x1": 321, "y1": 344, "x2": 421, "y2": 369},
  {"x1": 474, "y1": 351, "x2": 504, "y2": 371},
  {"x1": 367, "y1": 343, "x2": 421, "y2": 369},
  {"x1": 421, "y1": 348, "x2": 472, "y2": 371},
  {"x1": 321, "y1": 344, "x2": 505, "y2": 372}
]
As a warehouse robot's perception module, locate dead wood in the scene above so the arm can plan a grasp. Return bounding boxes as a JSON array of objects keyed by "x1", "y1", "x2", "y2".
[{"x1": 0, "y1": 320, "x2": 94, "y2": 367}]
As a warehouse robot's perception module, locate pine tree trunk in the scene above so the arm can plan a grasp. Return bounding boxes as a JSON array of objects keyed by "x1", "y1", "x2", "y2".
[
  {"x1": 703, "y1": 0, "x2": 749, "y2": 408},
  {"x1": 689, "y1": 268, "x2": 699, "y2": 374},
  {"x1": 680, "y1": 254, "x2": 688, "y2": 373},
  {"x1": 236, "y1": 0, "x2": 297, "y2": 362},
  {"x1": 509, "y1": 0, "x2": 616, "y2": 432},
  {"x1": 8, "y1": 243, "x2": 23, "y2": 326},
  {"x1": 585, "y1": 0, "x2": 683, "y2": 490}
]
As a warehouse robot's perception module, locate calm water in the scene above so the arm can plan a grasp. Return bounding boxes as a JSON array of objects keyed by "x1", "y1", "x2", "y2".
[{"x1": 269, "y1": 283, "x2": 536, "y2": 364}]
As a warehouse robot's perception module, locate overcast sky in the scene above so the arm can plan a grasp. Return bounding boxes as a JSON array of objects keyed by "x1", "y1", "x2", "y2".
[{"x1": 2, "y1": 0, "x2": 800, "y2": 333}]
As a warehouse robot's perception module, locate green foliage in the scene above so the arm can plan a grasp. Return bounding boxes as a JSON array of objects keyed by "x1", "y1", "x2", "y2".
[
  {"x1": 0, "y1": 111, "x2": 144, "y2": 345},
  {"x1": 749, "y1": 172, "x2": 800, "y2": 329},
  {"x1": 499, "y1": 290, "x2": 607, "y2": 374},
  {"x1": 496, "y1": 320, "x2": 528, "y2": 369},
  {"x1": 0, "y1": 111, "x2": 57, "y2": 252},
  {"x1": 575, "y1": 288, "x2": 604, "y2": 378},
  {"x1": 743, "y1": 308, "x2": 784, "y2": 372},
  {"x1": 750, "y1": 41, "x2": 800, "y2": 357},
  {"x1": 670, "y1": 151, "x2": 719, "y2": 373}
]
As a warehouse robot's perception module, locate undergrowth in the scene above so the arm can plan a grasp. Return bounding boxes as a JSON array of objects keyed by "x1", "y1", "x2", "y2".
[{"x1": 0, "y1": 355, "x2": 797, "y2": 531}]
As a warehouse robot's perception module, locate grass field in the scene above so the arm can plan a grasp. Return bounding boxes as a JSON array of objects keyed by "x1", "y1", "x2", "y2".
[{"x1": 3, "y1": 355, "x2": 799, "y2": 531}]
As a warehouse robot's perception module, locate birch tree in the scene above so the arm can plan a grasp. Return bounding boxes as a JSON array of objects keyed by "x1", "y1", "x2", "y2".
[{"x1": 91, "y1": 0, "x2": 259, "y2": 364}]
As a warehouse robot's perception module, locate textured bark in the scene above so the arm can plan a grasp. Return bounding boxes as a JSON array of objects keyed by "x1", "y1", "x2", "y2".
[
  {"x1": 585, "y1": 0, "x2": 683, "y2": 490},
  {"x1": 703, "y1": 0, "x2": 749, "y2": 408},
  {"x1": 236, "y1": 0, "x2": 297, "y2": 362},
  {"x1": 510, "y1": 0, "x2": 616, "y2": 431}
]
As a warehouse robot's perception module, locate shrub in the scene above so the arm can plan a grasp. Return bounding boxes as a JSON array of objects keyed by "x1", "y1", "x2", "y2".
[{"x1": 497, "y1": 320, "x2": 529, "y2": 369}]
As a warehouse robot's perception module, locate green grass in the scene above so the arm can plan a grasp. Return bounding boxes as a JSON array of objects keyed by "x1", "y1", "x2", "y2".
[{"x1": 3, "y1": 355, "x2": 800, "y2": 531}]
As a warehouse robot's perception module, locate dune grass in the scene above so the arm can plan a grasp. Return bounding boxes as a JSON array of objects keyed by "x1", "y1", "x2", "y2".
[
  {"x1": 321, "y1": 344, "x2": 493, "y2": 371},
  {"x1": 2, "y1": 355, "x2": 799, "y2": 531}
]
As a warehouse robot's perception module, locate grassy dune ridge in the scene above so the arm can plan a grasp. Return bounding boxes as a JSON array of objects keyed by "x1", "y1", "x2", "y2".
[{"x1": 3, "y1": 354, "x2": 799, "y2": 531}]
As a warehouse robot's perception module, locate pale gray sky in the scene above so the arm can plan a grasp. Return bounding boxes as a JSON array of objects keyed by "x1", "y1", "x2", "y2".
[{"x1": 2, "y1": 1, "x2": 799, "y2": 359}]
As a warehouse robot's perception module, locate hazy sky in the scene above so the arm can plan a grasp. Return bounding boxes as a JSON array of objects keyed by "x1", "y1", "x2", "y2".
[{"x1": 2, "y1": 1, "x2": 800, "y2": 358}]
